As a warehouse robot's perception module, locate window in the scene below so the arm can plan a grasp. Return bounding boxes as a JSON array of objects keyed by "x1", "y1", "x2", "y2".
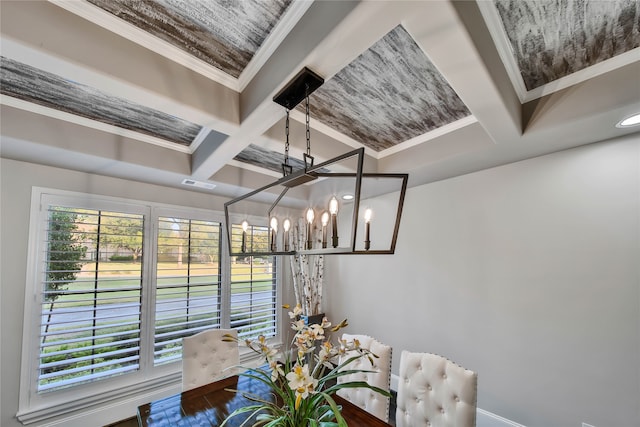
[
  {"x1": 154, "y1": 216, "x2": 222, "y2": 365},
  {"x1": 19, "y1": 189, "x2": 280, "y2": 421},
  {"x1": 230, "y1": 224, "x2": 277, "y2": 339},
  {"x1": 39, "y1": 207, "x2": 144, "y2": 392}
]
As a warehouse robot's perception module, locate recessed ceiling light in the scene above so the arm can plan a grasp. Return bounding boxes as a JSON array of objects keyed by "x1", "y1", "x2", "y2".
[
  {"x1": 616, "y1": 112, "x2": 640, "y2": 128},
  {"x1": 342, "y1": 194, "x2": 354, "y2": 200}
]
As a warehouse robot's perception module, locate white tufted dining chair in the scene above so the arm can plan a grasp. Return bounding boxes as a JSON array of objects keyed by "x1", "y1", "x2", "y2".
[
  {"x1": 396, "y1": 351, "x2": 477, "y2": 427},
  {"x1": 336, "y1": 334, "x2": 392, "y2": 422},
  {"x1": 181, "y1": 328, "x2": 240, "y2": 391}
]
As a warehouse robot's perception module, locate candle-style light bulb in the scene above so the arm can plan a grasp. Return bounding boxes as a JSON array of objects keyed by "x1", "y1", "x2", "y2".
[
  {"x1": 321, "y1": 211, "x2": 329, "y2": 248},
  {"x1": 329, "y1": 196, "x2": 339, "y2": 248},
  {"x1": 283, "y1": 218, "x2": 291, "y2": 252},
  {"x1": 270, "y1": 217, "x2": 278, "y2": 252},
  {"x1": 241, "y1": 220, "x2": 249, "y2": 253},
  {"x1": 306, "y1": 208, "x2": 314, "y2": 250},
  {"x1": 364, "y1": 208, "x2": 372, "y2": 251},
  {"x1": 329, "y1": 197, "x2": 338, "y2": 215}
]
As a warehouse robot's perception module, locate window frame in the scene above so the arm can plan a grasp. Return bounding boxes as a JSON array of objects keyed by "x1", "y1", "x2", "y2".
[{"x1": 17, "y1": 188, "x2": 283, "y2": 423}]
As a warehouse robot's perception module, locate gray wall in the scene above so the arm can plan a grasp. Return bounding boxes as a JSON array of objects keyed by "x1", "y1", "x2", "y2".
[
  {"x1": 2, "y1": 133, "x2": 639, "y2": 426},
  {"x1": 325, "y1": 134, "x2": 639, "y2": 427}
]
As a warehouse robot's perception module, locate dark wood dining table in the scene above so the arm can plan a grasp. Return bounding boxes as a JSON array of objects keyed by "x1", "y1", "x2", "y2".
[{"x1": 137, "y1": 372, "x2": 392, "y2": 426}]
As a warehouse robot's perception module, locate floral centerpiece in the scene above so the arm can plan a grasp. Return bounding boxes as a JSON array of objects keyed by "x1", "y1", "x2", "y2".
[{"x1": 221, "y1": 304, "x2": 390, "y2": 426}]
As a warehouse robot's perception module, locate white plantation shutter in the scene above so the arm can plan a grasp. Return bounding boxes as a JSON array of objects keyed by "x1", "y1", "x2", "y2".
[
  {"x1": 230, "y1": 224, "x2": 277, "y2": 339},
  {"x1": 154, "y1": 217, "x2": 222, "y2": 365},
  {"x1": 21, "y1": 190, "x2": 281, "y2": 418},
  {"x1": 39, "y1": 206, "x2": 144, "y2": 392}
]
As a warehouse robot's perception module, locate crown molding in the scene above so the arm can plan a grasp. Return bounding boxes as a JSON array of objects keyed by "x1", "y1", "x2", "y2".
[
  {"x1": 2, "y1": 95, "x2": 192, "y2": 153},
  {"x1": 49, "y1": 0, "x2": 240, "y2": 91}
]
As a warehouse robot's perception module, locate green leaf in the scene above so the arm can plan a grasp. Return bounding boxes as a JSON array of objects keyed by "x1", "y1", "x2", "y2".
[
  {"x1": 324, "y1": 380, "x2": 391, "y2": 398},
  {"x1": 316, "y1": 392, "x2": 348, "y2": 427},
  {"x1": 219, "y1": 404, "x2": 266, "y2": 427}
]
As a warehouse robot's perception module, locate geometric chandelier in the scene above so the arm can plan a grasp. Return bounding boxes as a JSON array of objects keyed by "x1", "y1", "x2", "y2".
[{"x1": 224, "y1": 68, "x2": 408, "y2": 256}]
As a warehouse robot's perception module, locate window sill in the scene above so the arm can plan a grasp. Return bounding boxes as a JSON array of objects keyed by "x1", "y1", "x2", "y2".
[
  {"x1": 17, "y1": 351, "x2": 271, "y2": 426},
  {"x1": 17, "y1": 371, "x2": 181, "y2": 425}
]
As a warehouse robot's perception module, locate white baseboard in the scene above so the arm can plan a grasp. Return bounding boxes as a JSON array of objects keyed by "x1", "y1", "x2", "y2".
[
  {"x1": 477, "y1": 408, "x2": 526, "y2": 427},
  {"x1": 390, "y1": 374, "x2": 525, "y2": 427}
]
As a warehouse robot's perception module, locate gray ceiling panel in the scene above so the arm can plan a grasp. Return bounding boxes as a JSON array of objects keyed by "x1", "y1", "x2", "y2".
[
  {"x1": 494, "y1": 0, "x2": 640, "y2": 90},
  {"x1": 87, "y1": 0, "x2": 293, "y2": 78},
  {"x1": 234, "y1": 144, "x2": 329, "y2": 175},
  {"x1": 303, "y1": 25, "x2": 471, "y2": 152},
  {"x1": 0, "y1": 56, "x2": 202, "y2": 146}
]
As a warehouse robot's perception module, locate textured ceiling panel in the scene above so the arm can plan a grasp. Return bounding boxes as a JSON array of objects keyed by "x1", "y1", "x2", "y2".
[
  {"x1": 303, "y1": 25, "x2": 470, "y2": 152},
  {"x1": 494, "y1": 0, "x2": 640, "y2": 91},
  {"x1": 0, "y1": 57, "x2": 202, "y2": 146},
  {"x1": 87, "y1": 0, "x2": 292, "y2": 78},
  {"x1": 234, "y1": 144, "x2": 329, "y2": 175}
]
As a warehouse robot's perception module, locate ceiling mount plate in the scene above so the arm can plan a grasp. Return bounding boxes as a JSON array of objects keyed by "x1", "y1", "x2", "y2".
[{"x1": 273, "y1": 67, "x2": 324, "y2": 109}]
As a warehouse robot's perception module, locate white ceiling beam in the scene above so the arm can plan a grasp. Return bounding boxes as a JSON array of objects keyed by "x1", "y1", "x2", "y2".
[
  {"x1": 192, "y1": 0, "x2": 365, "y2": 179},
  {"x1": 191, "y1": 101, "x2": 282, "y2": 179},
  {"x1": 520, "y1": 61, "x2": 640, "y2": 149},
  {"x1": 0, "y1": 104, "x2": 191, "y2": 175},
  {"x1": 403, "y1": 0, "x2": 522, "y2": 146}
]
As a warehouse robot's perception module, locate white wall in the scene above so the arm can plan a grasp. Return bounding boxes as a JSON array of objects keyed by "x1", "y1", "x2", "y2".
[
  {"x1": 325, "y1": 134, "x2": 640, "y2": 427},
  {"x1": 0, "y1": 159, "x2": 233, "y2": 426}
]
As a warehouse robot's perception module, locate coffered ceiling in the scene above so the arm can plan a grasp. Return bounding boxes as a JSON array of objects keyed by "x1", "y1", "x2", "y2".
[{"x1": 1, "y1": 0, "x2": 639, "y2": 201}]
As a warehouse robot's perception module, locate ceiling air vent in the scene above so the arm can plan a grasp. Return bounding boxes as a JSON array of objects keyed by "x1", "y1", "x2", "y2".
[{"x1": 181, "y1": 178, "x2": 216, "y2": 190}]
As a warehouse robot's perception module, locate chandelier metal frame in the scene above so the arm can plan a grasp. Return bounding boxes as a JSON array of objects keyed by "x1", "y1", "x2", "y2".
[{"x1": 224, "y1": 68, "x2": 408, "y2": 256}]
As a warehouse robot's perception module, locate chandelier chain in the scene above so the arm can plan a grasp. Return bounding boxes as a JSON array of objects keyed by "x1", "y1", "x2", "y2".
[
  {"x1": 305, "y1": 94, "x2": 311, "y2": 156},
  {"x1": 284, "y1": 108, "x2": 290, "y2": 165}
]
